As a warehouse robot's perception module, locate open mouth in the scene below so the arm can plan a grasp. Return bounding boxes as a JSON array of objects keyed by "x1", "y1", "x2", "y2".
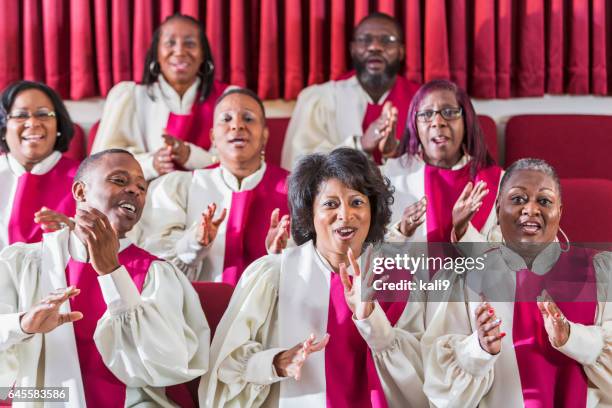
[
  {"x1": 22, "y1": 134, "x2": 46, "y2": 143},
  {"x1": 228, "y1": 137, "x2": 248, "y2": 147},
  {"x1": 431, "y1": 136, "x2": 450, "y2": 146},
  {"x1": 334, "y1": 226, "x2": 357, "y2": 241},
  {"x1": 117, "y1": 201, "x2": 138, "y2": 218},
  {"x1": 170, "y1": 61, "x2": 190, "y2": 72},
  {"x1": 519, "y1": 221, "x2": 542, "y2": 235}
]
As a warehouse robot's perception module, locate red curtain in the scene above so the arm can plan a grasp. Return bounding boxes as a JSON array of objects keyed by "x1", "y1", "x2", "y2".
[{"x1": 1, "y1": 0, "x2": 610, "y2": 100}]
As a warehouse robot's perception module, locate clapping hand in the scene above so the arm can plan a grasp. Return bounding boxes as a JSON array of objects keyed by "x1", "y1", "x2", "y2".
[
  {"x1": 74, "y1": 206, "x2": 120, "y2": 275},
  {"x1": 34, "y1": 207, "x2": 75, "y2": 232},
  {"x1": 362, "y1": 102, "x2": 399, "y2": 156},
  {"x1": 273, "y1": 333, "x2": 330, "y2": 380},
  {"x1": 339, "y1": 247, "x2": 377, "y2": 320},
  {"x1": 196, "y1": 203, "x2": 227, "y2": 247},
  {"x1": 452, "y1": 181, "x2": 489, "y2": 241},
  {"x1": 475, "y1": 299, "x2": 504, "y2": 355},
  {"x1": 537, "y1": 290, "x2": 570, "y2": 348},
  {"x1": 162, "y1": 132, "x2": 190, "y2": 166},
  {"x1": 265, "y1": 208, "x2": 290, "y2": 254},
  {"x1": 399, "y1": 197, "x2": 427, "y2": 237},
  {"x1": 20, "y1": 286, "x2": 83, "y2": 334}
]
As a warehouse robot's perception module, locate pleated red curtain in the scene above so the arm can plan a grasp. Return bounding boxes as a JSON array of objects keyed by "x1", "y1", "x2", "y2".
[{"x1": 0, "y1": 0, "x2": 610, "y2": 100}]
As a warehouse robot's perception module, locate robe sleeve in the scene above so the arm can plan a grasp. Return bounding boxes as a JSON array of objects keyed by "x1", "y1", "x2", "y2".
[
  {"x1": 201, "y1": 255, "x2": 285, "y2": 408},
  {"x1": 421, "y1": 271, "x2": 498, "y2": 408},
  {"x1": 352, "y1": 300, "x2": 429, "y2": 407},
  {"x1": 281, "y1": 83, "x2": 358, "y2": 170},
  {"x1": 184, "y1": 143, "x2": 215, "y2": 171},
  {"x1": 94, "y1": 259, "x2": 210, "y2": 387},
  {"x1": 138, "y1": 171, "x2": 210, "y2": 280},
  {"x1": 553, "y1": 251, "x2": 612, "y2": 405},
  {"x1": 92, "y1": 81, "x2": 158, "y2": 180}
]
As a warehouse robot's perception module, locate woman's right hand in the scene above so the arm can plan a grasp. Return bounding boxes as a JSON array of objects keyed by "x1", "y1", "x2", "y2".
[
  {"x1": 153, "y1": 145, "x2": 175, "y2": 176},
  {"x1": 475, "y1": 301, "x2": 504, "y2": 355},
  {"x1": 273, "y1": 333, "x2": 330, "y2": 380},
  {"x1": 196, "y1": 203, "x2": 227, "y2": 247},
  {"x1": 398, "y1": 197, "x2": 427, "y2": 237},
  {"x1": 20, "y1": 286, "x2": 83, "y2": 334}
]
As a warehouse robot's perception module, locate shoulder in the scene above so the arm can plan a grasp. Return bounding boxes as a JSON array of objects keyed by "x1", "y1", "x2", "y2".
[
  {"x1": 0, "y1": 242, "x2": 41, "y2": 270},
  {"x1": 106, "y1": 81, "x2": 140, "y2": 100},
  {"x1": 382, "y1": 153, "x2": 423, "y2": 177},
  {"x1": 237, "y1": 254, "x2": 282, "y2": 291}
]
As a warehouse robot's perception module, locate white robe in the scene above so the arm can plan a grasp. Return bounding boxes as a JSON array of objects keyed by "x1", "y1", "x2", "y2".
[
  {"x1": 0, "y1": 227, "x2": 210, "y2": 407},
  {"x1": 421, "y1": 244, "x2": 612, "y2": 408},
  {"x1": 136, "y1": 163, "x2": 269, "y2": 282},
  {"x1": 92, "y1": 76, "x2": 215, "y2": 181},
  {"x1": 281, "y1": 76, "x2": 392, "y2": 170},
  {"x1": 200, "y1": 241, "x2": 428, "y2": 408},
  {"x1": 0, "y1": 152, "x2": 63, "y2": 251}
]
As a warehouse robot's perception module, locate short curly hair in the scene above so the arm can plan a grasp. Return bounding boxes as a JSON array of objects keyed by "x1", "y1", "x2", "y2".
[
  {"x1": 0, "y1": 80, "x2": 74, "y2": 153},
  {"x1": 289, "y1": 148, "x2": 394, "y2": 246}
]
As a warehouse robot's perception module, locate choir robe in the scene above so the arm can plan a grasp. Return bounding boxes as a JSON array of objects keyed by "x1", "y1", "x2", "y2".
[
  {"x1": 92, "y1": 76, "x2": 230, "y2": 181},
  {"x1": 281, "y1": 74, "x2": 419, "y2": 170},
  {"x1": 0, "y1": 227, "x2": 210, "y2": 407},
  {"x1": 200, "y1": 240, "x2": 428, "y2": 408},
  {"x1": 382, "y1": 154, "x2": 503, "y2": 244},
  {"x1": 136, "y1": 162, "x2": 289, "y2": 283},
  {"x1": 0, "y1": 151, "x2": 78, "y2": 251},
  {"x1": 421, "y1": 244, "x2": 612, "y2": 408}
]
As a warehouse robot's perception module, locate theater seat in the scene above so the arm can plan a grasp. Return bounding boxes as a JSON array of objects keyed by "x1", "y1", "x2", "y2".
[
  {"x1": 87, "y1": 120, "x2": 100, "y2": 154},
  {"x1": 265, "y1": 117, "x2": 290, "y2": 167},
  {"x1": 63, "y1": 123, "x2": 86, "y2": 161},
  {"x1": 505, "y1": 115, "x2": 612, "y2": 179},
  {"x1": 559, "y1": 178, "x2": 612, "y2": 242},
  {"x1": 477, "y1": 114, "x2": 498, "y2": 163}
]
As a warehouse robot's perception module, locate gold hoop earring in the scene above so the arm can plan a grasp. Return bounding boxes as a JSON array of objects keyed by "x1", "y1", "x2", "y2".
[{"x1": 558, "y1": 227, "x2": 571, "y2": 252}]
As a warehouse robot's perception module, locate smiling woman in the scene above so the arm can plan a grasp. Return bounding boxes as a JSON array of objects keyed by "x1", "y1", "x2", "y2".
[
  {"x1": 0, "y1": 80, "x2": 79, "y2": 250},
  {"x1": 92, "y1": 13, "x2": 233, "y2": 181}
]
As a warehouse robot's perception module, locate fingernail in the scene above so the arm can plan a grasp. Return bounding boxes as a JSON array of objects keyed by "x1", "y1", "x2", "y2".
[
  {"x1": 488, "y1": 309, "x2": 494, "y2": 315},
  {"x1": 500, "y1": 332, "x2": 507, "y2": 338},
  {"x1": 493, "y1": 318, "x2": 501, "y2": 325},
  {"x1": 554, "y1": 313, "x2": 560, "y2": 319}
]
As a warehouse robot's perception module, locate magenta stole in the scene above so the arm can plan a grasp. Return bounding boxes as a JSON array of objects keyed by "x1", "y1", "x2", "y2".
[
  {"x1": 222, "y1": 164, "x2": 289, "y2": 285},
  {"x1": 325, "y1": 273, "x2": 406, "y2": 407},
  {"x1": 8, "y1": 156, "x2": 79, "y2": 244},
  {"x1": 66, "y1": 245, "x2": 157, "y2": 408},
  {"x1": 513, "y1": 248, "x2": 597, "y2": 408},
  {"x1": 165, "y1": 81, "x2": 229, "y2": 151}
]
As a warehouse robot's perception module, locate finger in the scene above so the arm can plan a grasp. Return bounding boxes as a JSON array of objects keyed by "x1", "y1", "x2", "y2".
[
  {"x1": 347, "y1": 247, "x2": 360, "y2": 277},
  {"x1": 308, "y1": 333, "x2": 330, "y2": 352},
  {"x1": 339, "y1": 262, "x2": 353, "y2": 292},
  {"x1": 483, "y1": 332, "x2": 506, "y2": 344},
  {"x1": 212, "y1": 208, "x2": 228, "y2": 226},
  {"x1": 59, "y1": 311, "x2": 84, "y2": 325},
  {"x1": 269, "y1": 208, "x2": 280, "y2": 228},
  {"x1": 481, "y1": 318, "x2": 502, "y2": 333},
  {"x1": 457, "y1": 182, "x2": 474, "y2": 202}
]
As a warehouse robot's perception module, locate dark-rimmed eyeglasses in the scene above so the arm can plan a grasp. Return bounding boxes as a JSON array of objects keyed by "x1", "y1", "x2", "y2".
[
  {"x1": 416, "y1": 107, "x2": 463, "y2": 123},
  {"x1": 7, "y1": 110, "x2": 57, "y2": 122},
  {"x1": 353, "y1": 34, "x2": 400, "y2": 48}
]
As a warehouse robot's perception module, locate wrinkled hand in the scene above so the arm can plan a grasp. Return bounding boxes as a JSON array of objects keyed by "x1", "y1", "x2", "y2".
[
  {"x1": 273, "y1": 333, "x2": 330, "y2": 380},
  {"x1": 362, "y1": 102, "x2": 399, "y2": 155},
  {"x1": 339, "y1": 247, "x2": 376, "y2": 320},
  {"x1": 153, "y1": 145, "x2": 175, "y2": 175},
  {"x1": 162, "y1": 132, "x2": 191, "y2": 166},
  {"x1": 20, "y1": 286, "x2": 83, "y2": 334},
  {"x1": 537, "y1": 291, "x2": 570, "y2": 348},
  {"x1": 452, "y1": 181, "x2": 489, "y2": 240},
  {"x1": 74, "y1": 206, "x2": 120, "y2": 275},
  {"x1": 34, "y1": 206, "x2": 75, "y2": 232},
  {"x1": 196, "y1": 203, "x2": 227, "y2": 247},
  {"x1": 265, "y1": 208, "x2": 290, "y2": 254},
  {"x1": 399, "y1": 197, "x2": 427, "y2": 237},
  {"x1": 475, "y1": 300, "x2": 504, "y2": 355}
]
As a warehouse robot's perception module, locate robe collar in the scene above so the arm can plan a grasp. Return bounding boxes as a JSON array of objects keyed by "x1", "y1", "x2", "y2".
[
  {"x1": 157, "y1": 74, "x2": 201, "y2": 114},
  {"x1": 347, "y1": 74, "x2": 392, "y2": 105},
  {"x1": 500, "y1": 242, "x2": 562, "y2": 275},
  {"x1": 5, "y1": 150, "x2": 61, "y2": 176},
  {"x1": 218, "y1": 161, "x2": 267, "y2": 192}
]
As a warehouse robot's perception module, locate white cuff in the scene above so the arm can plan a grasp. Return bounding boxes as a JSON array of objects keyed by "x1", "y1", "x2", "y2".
[
  {"x1": 353, "y1": 303, "x2": 395, "y2": 352},
  {"x1": 184, "y1": 143, "x2": 213, "y2": 170},
  {"x1": 97, "y1": 266, "x2": 142, "y2": 315},
  {"x1": 554, "y1": 322, "x2": 604, "y2": 365},
  {"x1": 385, "y1": 221, "x2": 409, "y2": 243},
  {"x1": 457, "y1": 222, "x2": 486, "y2": 243},
  {"x1": 245, "y1": 347, "x2": 288, "y2": 385},
  {"x1": 175, "y1": 223, "x2": 211, "y2": 265},
  {"x1": 0, "y1": 313, "x2": 34, "y2": 349},
  {"x1": 454, "y1": 331, "x2": 499, "y2": 377}
]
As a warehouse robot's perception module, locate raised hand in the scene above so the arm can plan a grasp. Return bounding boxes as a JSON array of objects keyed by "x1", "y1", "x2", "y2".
[
  {"x1": 339, "y1": 247, "x2": 376, "y2": 320},
  {"x1": 399, "y1": 196, "x2": 427, "y2": 237},
  {"x1": 162, "y1": 131, "x2": 191, "y2": 166},
  {"x1": 537, "y1": 291, "x2": 570, "y2": 347},
  {"x1": 475, "y1": 300, "x2": 504, "y2": 355},
  {"x1": 196, "y1": 203, "x2": 227, "y2": 247},
  {"x1": 265, "y1": 208, "x2": 290, "y2": 254},
  {"x1": 20, "y1": 286, "x2": 83, "y2": 334},
  {"x1": 74, "y1": 206, "x2": 120, "y2": 275},
  {"x1": 452, "y1": 181, "x2": 489, "y2": 240},
  {"x1": 273, "y1": 333, "x2": 330, "y2": 380},
  {"x1": 362, "y1": 101, "x2": 399, "y2": 154},
  {"x1": 34, "y1": 206, "x2": 75, "y2": 232},
  {"x1": 153, "y1": 145, "x2": 175, "y2": 175}
]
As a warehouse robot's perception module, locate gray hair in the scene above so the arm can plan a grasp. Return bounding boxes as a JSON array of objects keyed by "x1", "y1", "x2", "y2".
[{"x1": 500, "y1": 158, "x2": 561, "y2": 201}]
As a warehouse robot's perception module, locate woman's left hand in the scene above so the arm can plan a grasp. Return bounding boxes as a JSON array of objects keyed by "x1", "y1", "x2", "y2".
[
  {"x1": 34, "y1": 207, "x2": 75, "y2": 231},
  {"x1": 452, "y1": 181, "x2": 489, "y2": 240},
  {"x1": 537, "y1": 292, "x2": 570, "y2": 348},
  {"x1": 339, "y1": 247, "x2": 376, "y2": 320},
  {"x1": 162, "y1": 132, "x2": 190, "y2": 166}
]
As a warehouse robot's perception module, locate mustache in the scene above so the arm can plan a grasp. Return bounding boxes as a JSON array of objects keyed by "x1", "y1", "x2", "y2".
[{"x1": 353, "y1": 57, "x2": 402, "y2": 88}]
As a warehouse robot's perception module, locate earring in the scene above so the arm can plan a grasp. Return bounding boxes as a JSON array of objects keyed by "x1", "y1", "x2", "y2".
[
  {"x1": 558, "y1": 227, "x2": 571, "y2": 252},
  {"x1": 149, "y1": 61, "x2": 160, "y2": 76},
  {"x1": 56, "y1": 131, "x2": 61, "y2": 137},
  {"x1": 260, "y1": 148, "x2": 266, "y2": 162},
  {"x1": 199, "y1": 60, "x2": 215, "y2": 76}
]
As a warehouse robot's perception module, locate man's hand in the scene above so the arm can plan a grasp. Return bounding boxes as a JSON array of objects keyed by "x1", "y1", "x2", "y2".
[
  {"x1": 34, "y1": 207, "x2": 75, "y2": 232},
  {"x1": 74, "y1": 206, "x2": 120, "y2": 275},
  {"x1": 362, "y1": 102, "x2": 398, "y2": 154},
  {"x1": 20, "y1": 286, "x2": 83, "y2": 334}
]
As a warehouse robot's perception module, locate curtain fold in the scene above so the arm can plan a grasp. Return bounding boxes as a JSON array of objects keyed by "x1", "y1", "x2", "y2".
[{"x1": 1, "y1": 0, "x2": 609, "y2": 100}]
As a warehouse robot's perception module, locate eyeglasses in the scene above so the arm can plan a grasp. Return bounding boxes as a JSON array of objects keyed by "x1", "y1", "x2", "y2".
[
  {"x1": 353, "y1": 34, "x2": 400, "y2": 48},
  {"x1": 416, "y1": 107, "x2": 463, "y2": 123},
  {"x1": 7, "y1": 109, "x2": 56, "y2": 122}
]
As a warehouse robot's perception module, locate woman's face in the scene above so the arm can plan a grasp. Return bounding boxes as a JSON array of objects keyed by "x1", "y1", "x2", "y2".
[
  {"x1": 497, "y1": 170, "x2": 562, "y2": 249},
  {"x1": 157, "y1": 18, "x2": 204, "y2": 90},
  {"x1": 313, "y1": 178, "x2": 372, "y2": 261},
  {"x1": 5, "y1": 88, "x2": 58, "y2": 168},
  {"x1": 416, "y1": 89, "x2": 465, "y2": 168},
  {"x1": 211, "y1": 93, "x2": 268, "y2": 171}
]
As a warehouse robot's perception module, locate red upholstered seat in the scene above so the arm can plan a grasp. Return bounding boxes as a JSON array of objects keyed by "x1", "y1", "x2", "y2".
[
  {"x1": 87, "y1": 120, "x2": 100, "y2": 154},
  {"x1": 505, "y1": 115, "x2": 612, "y2": 179},
  {"x1": 559, "y1": 178, "x2": 612, "y2": 243},
  {"x1": 477, "y1": 114, "x2": 498, "y2": 163},
  {"x1": 265, "y1": 117, "x2": 290, "y2": 167},
  {"x1": 63, "y1": 123, "x2": 86, "y2": 161}
]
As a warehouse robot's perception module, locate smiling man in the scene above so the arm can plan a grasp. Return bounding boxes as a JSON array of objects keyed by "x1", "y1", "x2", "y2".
[
  {"x1": 0, "y1": 149, "x2": 210, "y2": 407},
  {"x1": 281, "y1": 12, "x2": 420, "y2": 169}
]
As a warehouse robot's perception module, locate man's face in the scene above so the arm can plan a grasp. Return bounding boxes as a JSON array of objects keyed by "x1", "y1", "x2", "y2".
[{"x1": 350, "y1": 17, "x2": 405, "y2": 89}]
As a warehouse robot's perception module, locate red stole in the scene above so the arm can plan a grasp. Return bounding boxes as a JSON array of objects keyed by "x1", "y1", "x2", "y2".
[
  {"x1": 8, "y1": 157, "x2": 79, "y2": 244},
  {"x1": 512, "y1": 248, "x2": 597, "y2": 408},
  {"x1": 222, "y1": 164, "x2": 289, "y2": 285},
  {"x1": 66, "y1": 245, "x2": 156, "y2": 408},
  {"x1": 165, "y1": 81, "x2": 229, "y2": 151},
  {"x1": 424, "y1": 163, "x2": 502, "y2": 243},
  {"x1": 360, "y1": 75, "x2": 419, "y2": 164},
  {"x1": 325, "y1": 273, "x2": 406, "y2": 408}
]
